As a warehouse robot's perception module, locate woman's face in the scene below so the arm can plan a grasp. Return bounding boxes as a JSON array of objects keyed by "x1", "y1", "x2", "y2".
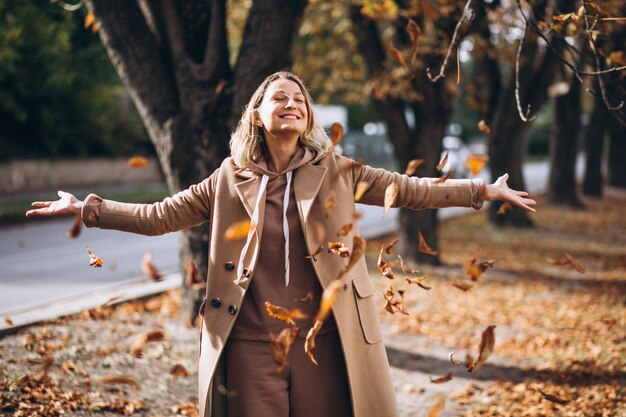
[{"x1": 257, "y1": 79, "x2": 308, "y2": 140}]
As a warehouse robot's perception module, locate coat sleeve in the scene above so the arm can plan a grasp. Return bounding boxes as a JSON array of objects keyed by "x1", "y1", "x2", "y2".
[
  {"x1": 347, "y1": 157, "x2": 485, "y2": 210},
  {"x1": 82, "y1": 170, "x2": 218, "y2": 236}
]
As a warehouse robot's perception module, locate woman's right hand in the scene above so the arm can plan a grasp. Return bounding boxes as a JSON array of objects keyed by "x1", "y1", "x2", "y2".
[{"x1": 25, "y1": 191, "x2": 83, "y2": 217}]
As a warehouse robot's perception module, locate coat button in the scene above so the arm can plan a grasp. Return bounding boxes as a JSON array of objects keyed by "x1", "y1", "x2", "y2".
[
  {"x1": 343, "y1": 283, "x2": 349, "y2": 291},
  {"x1": 211, "y1": 298, "x2": 222, "y2": 308},
  {"x1": 242, "y1": 268, "x2": 250, "y2": 277},
  {"x1": 224, "y1": 262, "x2": 235, "y2": 272},
  {"x1": 227, "y1": 305, "x2": 237, "y2": 315}
]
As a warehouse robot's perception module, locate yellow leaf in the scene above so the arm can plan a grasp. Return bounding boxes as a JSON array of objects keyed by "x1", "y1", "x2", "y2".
[
  {"x1": 354, "y1": 181, "x2": 371, "y2": 201},
  {"x1": 304, "y1": 320, "x2": 323, "y2": 365},
  {"x1": 84, "y1": 11, "x2": 95, "y2": 29},
  {"x1": 426, "y1": 393, "x2": 446, "y2": 417},
  {"x1": 466, "y1": 155, "x2": 489, "y2": 176},
  {"x1": 464, "y1": 256, "x2": 494, "y2": 281},
  {"x1": 224, "y1": 219, "x2": 251, "y2": 240}
]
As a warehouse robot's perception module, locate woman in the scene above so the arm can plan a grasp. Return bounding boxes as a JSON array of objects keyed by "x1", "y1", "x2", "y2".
[{"x1": 27, "y1": 71, "x2": 536, "y2": 417}]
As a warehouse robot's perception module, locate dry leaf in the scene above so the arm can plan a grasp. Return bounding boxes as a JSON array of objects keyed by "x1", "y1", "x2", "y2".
[
  {"x1": 354, "y1": 181, "x2": 371, "y2": 201},
  {"x1": 389, "y1": 43, "x2": 407, "y2": 68},
  {"x1": 436, "y1": 152, "x2": 449, "y2": 172},
  {"x1": 66, "y1": 213, "x2": 82, "y2": 238},
  {"x1": 384, "y1": 182, "x2": 398, "y2": 215},
  {"x1": 405, "y1": 276, "x2": 430, "y2": 290},
  {"x1": 185, "y1": 258, "x2": 205, "y2": 291},
  {"x1": 224, "y1": 219, "x2": 251, "y2": 240},
  {"x1": 383, "y1": 286, "x2": 409, "y2": 315},
  {"x1": 130, "y1": 329, "x2": 167, "y2": 358},
  {"x1": 398, "y1": 254, "x2": 419, "y2": 274},
  {"x1": 449, "y1": 351, "x2": 461, "y2": 365},
  {"x1": 477, "y1": 119, "x2": 491, "y2": 135},
  {"x1": 328, "y1": 242, "x2": 350, "y2": 258},
  {"x1": 549, "y1": 252, "x2": 586, "y2": 274},
  {"x1": 335, "y1": 236, "x2": 366, "y2": 283},
  {"x1": 406, "y1": 19, "x2": 421, "y2": 61},
  {"x1": 169, "y1": 364, "x2": 189, "y2": 378},
  {"x1": 384, "y1": 238, "x2": 399, "y2": 255},
  {"x1": 86, "y1": 246, "x2": 103, "y2": 268},
  {"x1": 127, "y1": 155, "x2": 149, "y2": 168},
  {"x1": 324, "y1": 191, "x2": 337, "y2": 218},
  {"x1": 418, "y1": 231, "x2": 439, "y2": 256},
  {"x1": 330, "y1": 123, "x2": 344, "y2": 146},
  {"x1": 84, "y1": 10, "x2": 99, "y2": 32},
  {"x1": 316, "y1": 280, "x2": 344, "y2": 322},
  {"x1": 377, "y1": 244, "x2": 395, "y2": 279},
  {"x1": 464, "y1": 257, "x2": 495, "y2": 281},
  {"x1": 534, "y1": 387, "x2": 570, "y2": 405},
  {"x1": 434, "y1": 171, "x2": 453, "y2": 183},
  {"x1": 306, "y1": 245, "x2": 324, "y2": 261},
  {"x1": 426, "y1": 393, "x2": 446, "y2": 417},
  {"x1": 467, "y1": 325, "x2": 496, "y2": 373},
  {"x1": 141, "y1": 250, "x2": 163, "y2": 282},
  {"x1": 404, "y1": 158, "x2": 424, "y2": 176},
  {"x1": 265, "y1": 301, "x2": 308, "y2": 325},
  {"x1": 430, "y1": 372, "x2": 452, "y2": 384},
  {"x1": 270, "y1": 327, "x2": 300, "y2": 373},
  {"x1": 497, "y1": 202, "x2": 513, "y2": 215},
  {"x1": 100, "y1": 375, "x2": 141, "y2": 390},
  {"x1": 294, "y1": 292, "x2": 313, "y2": 304},
  {"x1": 336, "y1": 223, "x2": 353, "y2": 236},
  {"x1": 304, "y1": 320, "x2": 323, "y2": 365},
  {"x1": 466, "y1": 155, "x2": 489, "y2": 176},
  {"x1": 451, "y1": 281, "x2": 473, "y2": 292},
  {"x1": 4, "y1": 316, "x2": 13, "y2": 326}
]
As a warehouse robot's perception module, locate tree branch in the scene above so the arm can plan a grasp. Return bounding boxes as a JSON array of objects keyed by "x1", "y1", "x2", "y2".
[{"x1": 514, "y1": 20, "x2": 536, "y2": 122}]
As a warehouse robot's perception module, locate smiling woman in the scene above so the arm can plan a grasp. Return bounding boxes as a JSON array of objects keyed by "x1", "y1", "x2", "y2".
[{"x1": 26, "y1": 71, "x2": 536, "y2": 417}]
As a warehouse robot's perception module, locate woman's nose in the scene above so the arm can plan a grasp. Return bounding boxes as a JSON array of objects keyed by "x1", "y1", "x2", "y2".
[{"x1": 285, "y1": 97, "x2": 297, "y2": 108}]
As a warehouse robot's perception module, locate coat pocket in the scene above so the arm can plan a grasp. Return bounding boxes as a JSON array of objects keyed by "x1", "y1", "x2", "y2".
[{"x1": 352, "y1": 276, "x2": 382, "y2": 344}]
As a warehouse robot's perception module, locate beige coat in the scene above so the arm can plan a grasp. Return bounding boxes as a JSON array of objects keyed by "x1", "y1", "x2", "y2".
[{"x1": 95, "y1": 152, "x2": 483, "y2": 417}]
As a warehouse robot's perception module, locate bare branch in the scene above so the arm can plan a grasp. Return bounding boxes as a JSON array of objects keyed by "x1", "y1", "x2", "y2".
[
  {"x1": 514, "y1": 20, "x2": 536, "y2": 122},
  {"x1": 50, "y1": 0, "x2": 84, "y2": 12},
  {"x1": 426, "y1": 0, "x2": 474, "y2": 82}
]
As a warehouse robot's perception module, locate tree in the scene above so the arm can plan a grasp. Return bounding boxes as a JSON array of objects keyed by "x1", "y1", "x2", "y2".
[{"x1": 83, "y1": 0, "x2": 307, "y2": 323}]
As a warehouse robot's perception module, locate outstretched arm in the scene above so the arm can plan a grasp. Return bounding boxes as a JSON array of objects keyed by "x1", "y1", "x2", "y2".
[
  {"x1": 26, "y1": 191, "x2": 83, "y2": 217},
  {"x1": 484, "y1": 174, "x2": 536, "y2": 213}
]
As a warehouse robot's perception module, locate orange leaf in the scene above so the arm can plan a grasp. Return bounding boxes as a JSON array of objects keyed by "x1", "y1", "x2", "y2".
[
  {"x1": 383, "y1": 285, "x2": 409, "y2": 315},
  {"x1": 265, "y1": 301, "x2": 308, "y2": 325},
  {"x1": 418, "y1": 231, "x2": 438, "y2": 256},
  {"x1": 141, "y1": 250, "x2": 163, "y2": 282},
  {"x1": 389, "y1": 43, "x2": 407, "y2": 68},
  {"x1": 406, "y1": 19, "x2": 421, "y2": 62},
  {"x1": 434, "y1": 171, "x2": 453, "y2": 183},
  {"x1": 497, "y1": 202, "x2": 513, "y2": 215},
  {"x1": 185, "y1": 258, "x2": 205, "y2": 291},
  {"x1": 169, "y1": 364, "x2": 189, "y2": 378},
  {"x1": 377, "y1": 244, "x2": 395, "y2": 279},
  {"x1": 4, "y1": 316, "x2": 13, "y2": 326},
  {"x1": 100, "y1": 374, "x2": 141, "y2": 390},
  {"x1": 336, "y1": 223, "x2": 353, "y2": 236},
  {"x1": 429, "y1": 372, "x2": 452, "y2": 384},
  {"x1": 334, "y1": 235, "x2": 367, "y2": 282},
  {"x1": 330, "y1": 122, "x2": 344, "y2": 146},
  {"x1": 354, "y1": 181, "x2": 371, "y2": 201},
  {"x1": 328, "y1": 241, "x2": 350, "y2": 258},
  {"x1": 294, "y1": 292, "x2": 313, "y2": 304},
  {"x1": 66, "y1": 213, "x2": 82, "y2": 238},
  {"x1": 384, "y1": 238, "x2": 399, "y2": 255},
  {"x1": 315, "y1": 280, "x2": 344, "y2": 322},
  {"x1": 477, "y1": 119, "x2": 491, "y2": 135},
  {"x1": 86, "y1": 246, "x2": 103, "y2": 268},
  {"x1": 466, "y1": 155, "x2": 489, "y2": 176},
  {"x1": 324, "y1": 190, "x2": 337, "y2": 218},
  {"x1": 398, "y1": 254, "x2": 419, "y2": 274},
  {"x1": 464, "y1": 256, "x2": 494, "y2": 281},
  {"x1": 127, "y1": 155, "x2": 149, "y2": 168},
  {"x1": 451, "y1": 281, "x2": 473, "y2": 292},
  {"x1": 384, "y1": 182, "x2": 398, "y2": 215},
  {"x1": 467, "y1": 325, "x2": 496, "y2": 373},
  {"x1": 534, "y1": 387, "x2": 570, "y2": 405},
  {"x1": 306, "y1": 245, "x2": 325, "y2": 261},
  {"x1": 131, "y1": 329, "x2": 167, "y2": 358},
  {"x1": 224, "y1": 219, "x2": 251, "y2": 240},
  {"x1": 304, "y1": 319, "x2": 323, "y2": 365},
  {"x1": 426, "y1": 393, "x2": 446, "y2": 417},
  {"x1": 436, "y1": 152, "x2": 448, "y2": 172},
  {"x1": 270, "y1": 327, "x2": 300, "y2": 373},
  {"x1": 404, "y1": 158, "x2": 424, "y2": 176},
  {"x1": 405, "y1": 276, "x2": 430, "y2": 290},
  {"x1": 549, "y1": 252, "x2": 585, "y2": 274}
]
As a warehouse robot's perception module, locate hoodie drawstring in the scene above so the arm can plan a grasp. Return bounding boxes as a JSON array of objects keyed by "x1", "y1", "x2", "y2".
[{"x1": 282, "y1": 171, "x2": 293, "y2": 287}]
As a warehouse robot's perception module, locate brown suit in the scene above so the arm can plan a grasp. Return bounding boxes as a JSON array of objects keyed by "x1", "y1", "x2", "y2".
[{"x1": 89, "y1": 152, "x2": 483, "y2": 417}]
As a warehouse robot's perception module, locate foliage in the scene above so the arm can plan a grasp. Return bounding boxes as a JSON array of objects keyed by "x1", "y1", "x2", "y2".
[{"x1": 0, "y1": 0, "x2": 150, "y2": 161}]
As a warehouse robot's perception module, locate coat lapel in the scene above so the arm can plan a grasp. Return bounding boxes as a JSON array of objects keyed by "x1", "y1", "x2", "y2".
[
  {"x1": 293, "y1": 164, "x2": 327, "y2": 225},
  {"x1": 233, "y1": 169, "x2": 266, "y2": 236}
]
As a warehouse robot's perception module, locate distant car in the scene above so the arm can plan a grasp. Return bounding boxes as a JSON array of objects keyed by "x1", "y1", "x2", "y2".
[{"x1": 440, "y1": 136, "x2": 471, "y2": 178}]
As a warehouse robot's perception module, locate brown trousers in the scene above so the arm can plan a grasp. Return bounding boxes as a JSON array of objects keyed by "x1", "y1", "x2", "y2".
[{"x1": 224, "y1": 331, "x2": 353, "y2": 417}]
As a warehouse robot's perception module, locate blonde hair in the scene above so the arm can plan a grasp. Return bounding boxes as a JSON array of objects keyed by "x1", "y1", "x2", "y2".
[{"x1": 229, "y1": 71, "x2": 332, "y2": 168}]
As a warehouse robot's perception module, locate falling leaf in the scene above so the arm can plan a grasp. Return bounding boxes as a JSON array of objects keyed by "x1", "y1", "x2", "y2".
[
  {"x1": 384, "y1": 238, "x2": 399, "y2": 255},
  {"x1": 265, "y1": 301, "x2": 308, "y2": 325},
  {"x1": 426, "y1": 393, "x2": 446, "y2": 417},
  {"x1": 405, "y1": 276, "x2": 431, "y2": 290},
  {"x1": 294, "y1": 292, "x2": 314, "y2": 304},
  {"x1": 449, "y1": 351, "x2": 461, "y2": 365},
  {"x1": 436, "y1": 152, "x2": 449, "y2": 172},
  {"x1": 377, "y1": 245, "x2": 395, "y2": 279},
  {"x1": 418, "y1": 231, "x2": 439, "y2": 256},
  {"x1": 316, "y1": 280, "x2": 344, "y2": 323},
  {"x1": 398, "y1": 254, "x2": 419, "y2": 274},
  {"x1": 406, "y1": 19, "x2": 421, "y2": 62},
  {"x1": 534, "y1": 387, "x2": 570, "y2": 405},
  {"x1": 324, "y1": 190, "x2": 337, "y2": 218},
  {"x1": 224, "y1": 219, "x2": 251, "y2": 240},
  {"x1": 383, "y1": 286, "x2": 409, "y2": 315},
  {"x1": 335, "y1": 236, "x2": 367, "y2": 282},
  {"x1": 270, "y1": 327, "x2": 300, "y2": 373},
  {"x1": 549, "y1": 252, "x2": 586, "y2": 274},
  {"x1": 141, "y1": 250, "x2": 163, "y2": 282},
  {"x1": 306, "y1": 245, "x2": 324, "y2": 261},
  {"x1": 100, "y1": 375, "x2": 141, "y2": 390},
  {"x1": 389, "y1": 43, "x2": 407, "y2": 68},
  {"x1": 354, "y1": 181, "x2": 371, "y2": 201},
  {"x1": 384, "y1": 182, "x2": 398, "y2": 215},
  {"x1": 169, "y1": 364, "x2": 189, "y2": 378},
  {"x1": 4, "y1": 316, "x2": 13, "y2": 326},
  {"x1": 467, "y1": 325, "x2": 496, "y2": 373},
  {"x1": 84, "y1": 10, "x2": 99, "y2": 32},
  {"x1": 328, "y1": 242, "x2": 350, "y2": 258},
  {"x1": 477, "y1": 120, "x2": 491, "y2": 135},
  {"x1": 330, "y1": 123, "x2": 344, "y2": 146},
  {"x1": 404, "y1": 158, "x2": 424, "y2": 176},
  {"x1": 185, "y1": 258, "x2": 205, "y2": 291},
  {"x1": 451, "y1": 281, "x2": 473, "y2": 292},
  {"x1": 497, "y1": 202, "x2": 513, "y2": 215},
  {"x1": 466, "y1": 155, "x2": 489, "y2": 176},
  {"x1": 464, "y1": 257, "x2": 495, "y2": 281},
  {"x1": 434, "y1": 171, "x2": 453, "y2": 183},
  {"x1": 86, "y1": 246, "x2": 103, "y2": 268},
  {"x1": 127, "y1": 155, "x2": 149, "y2": 168},
  {"x1": 430, "y1": 372, "x2": 452, "y2": 384},
  {"x1": 130, "y1": 329, "x2": 167, "y2": 358},
  {"x1": 304, "y1": 319, "x2": 323, "y2": 365},
  {"x1": 65, "y1": 213, "x2": 82, "y2": 238},
  {"x1": 336, "y1": 223, "x2": 353, "y2": 236}
]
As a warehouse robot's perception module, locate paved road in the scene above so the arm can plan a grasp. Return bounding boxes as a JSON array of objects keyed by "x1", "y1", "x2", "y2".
[{"x1": 0, "y1": 160, "x2": 568, "y2": 331}]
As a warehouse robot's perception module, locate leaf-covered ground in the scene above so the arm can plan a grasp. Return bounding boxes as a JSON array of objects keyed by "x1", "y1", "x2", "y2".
[{"x1": 1, "y1": 188, "x2": 624, "y2": 416}]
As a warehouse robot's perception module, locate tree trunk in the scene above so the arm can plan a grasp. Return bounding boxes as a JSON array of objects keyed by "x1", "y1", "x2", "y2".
[
  {"x1": 608, "y1": 115, "x2": 626, "y2": 188},
  {"x1": 86, "y1": 0, "x2": 307, "y2": 324},
  {"x1": 582, "y1": 89, "x2": 607, "y2": 197},
  {"x1": 547, "y1": 77, "x2": 583, "y2": 207}
]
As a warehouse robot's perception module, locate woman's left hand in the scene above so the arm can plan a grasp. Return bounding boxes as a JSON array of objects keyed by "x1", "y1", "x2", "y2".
[{"x1": 484, "y1": 173, "x2": 536, "y2": 213}]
